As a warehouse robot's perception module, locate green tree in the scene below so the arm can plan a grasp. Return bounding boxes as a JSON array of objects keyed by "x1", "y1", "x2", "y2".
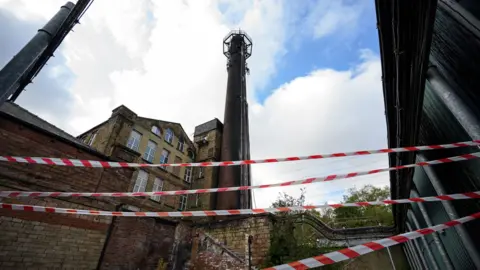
[
  {"x1": 334, "y1": 185, "x2": 393, "y2": 227},
  {"x1": 262, "y1": 185, "x2": 393, "y2": 269},
  {"x1": 262, "y1": 189, "x2": 343, "y2": 269}
]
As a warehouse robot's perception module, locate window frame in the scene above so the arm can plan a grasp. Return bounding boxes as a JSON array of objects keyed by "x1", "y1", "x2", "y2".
[
  {"x1": 87, "y1": 131, "x2": 97, "y2": 146},
  {"x1": 165, "y1": 128, "x2": 174, "y2": 144},
  {"x1": 179, "y1": 195, "x2": 187, "y2": 210},
  {"x1": 133, "y1": 170, "x2": 148, "y2": 192},
  {"x1": 126, "y1": 130, "x2": 142, "y2": 151},
  {"x1": 143, "y1": 140, "x2": 157, "y2": 162},
  {"x1": 194, "y1": 194, "x2": 199, "y2": 207},
  {"x1": 177, "y1": 137, "x2": 184, "y2": 152},
  {"x1": 151, "y1": 177, "x2": 164, "y2": 202},
  {"x1": 151, "y1": 125, "x2": 161, "y2": 137},
  {"x1": 184, "y1": 167, "x2": 192, "y2": 183},
  {"x1": 160, "y1": 149, "x2": 170, "y2": 164}
]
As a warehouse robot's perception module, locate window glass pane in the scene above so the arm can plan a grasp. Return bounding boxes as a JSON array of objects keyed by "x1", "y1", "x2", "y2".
[
  {"x1": 127, "y1": 130, "x2": 141, "y2": 151},
  {"x1": 184, "y1": 167, "x2": 192, "y2": 183},
  {"x1": 151, "y1": 177, "x2": 163, "y2": 202},
  {"x1": 165, "y1": 129, "x2": 174, "y2": 143},
  {"x1": 179, "y1": 195, "x2": 187, "y2": 210},
  {"x1": 160, "y1": 149, "x2": 170, "y2": 164},
  {"x1": 143, "y1": 140, "x2": 157, "y2": 162},
  {"x1": 151, "y1": 126, "x2": 161, "y2": 136},
  {"x1": 133, "y1": 170, "x2": 148, "y2": 192},
  {"x1": 87, "y1": 132, "x2": 97, "y2": 146},
  {"x1": 177, "y1": 137, "x2": 184, "y2": 152}
]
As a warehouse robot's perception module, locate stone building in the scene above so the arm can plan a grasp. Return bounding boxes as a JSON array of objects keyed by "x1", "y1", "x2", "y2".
[
  {"x1": 191, "y1": 118, "x2": 223, "y2": 211},
  {"x1": 77, "y1": 105, "x2": 223, "y2": 211},
  {"x1": 0, "y1": 101, "x2": 271, "y2": 269}
]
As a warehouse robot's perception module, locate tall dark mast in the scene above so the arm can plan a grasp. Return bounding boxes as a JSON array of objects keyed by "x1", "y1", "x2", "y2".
[{"x1": 216, "y1": 30, "x2": 252, "y2": 210}]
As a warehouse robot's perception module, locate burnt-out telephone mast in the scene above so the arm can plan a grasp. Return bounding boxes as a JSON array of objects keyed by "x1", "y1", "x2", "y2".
[{"x1": 216, "y1": 30, "x2": 253, "y2": 210}]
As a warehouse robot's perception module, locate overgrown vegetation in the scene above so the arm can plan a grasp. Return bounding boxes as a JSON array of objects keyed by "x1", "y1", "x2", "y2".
[{"x1": 261, "y1": 185, "x2": 393, "y2": 269}]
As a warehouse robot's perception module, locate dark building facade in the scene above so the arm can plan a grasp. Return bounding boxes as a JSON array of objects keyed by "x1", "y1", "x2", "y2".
[{"x1": 377, "y1": 0, "x2": 480, "y2": 269}]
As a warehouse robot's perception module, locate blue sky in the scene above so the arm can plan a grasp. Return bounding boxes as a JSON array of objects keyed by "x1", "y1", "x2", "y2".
[{"x1": 257, "y1": 0, "x2": 380, "y2": 102}]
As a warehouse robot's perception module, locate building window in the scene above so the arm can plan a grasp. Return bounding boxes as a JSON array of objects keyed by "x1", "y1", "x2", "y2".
[
  {"x1": 198, "y1": 167, "x2": 204, "y2": 178},
  {"x1": 173, "y1": 156, "x2": 182, "y2": 176},
  {"x1": 194, "y1": 194, "x2": 199, "y2": 207},
  {"x1": 151, "y1": 177, "x2": 164, "y2": 202},
  {"x1": 179, "y1": 195, "x2": 187, "y2": 210},
  {"x1": 177, "y1": 137, "x2": 184, "y2": 152},
  {"x1": 160, "y1": 149, "x2": 170, "y2": 164},
  {"x1": 184, "y1": 167, "x2": 192, "y2": 183},
  {"x1": 87, "y1": 131, "x2": 97, "y2": 146},
  {"x1": 151, "y1": 126, "x2": 161, "y2": 136},
  {"x1": 143, "y1": 140, "x2": 157, "y2": 162},
  {"x1": 133, "y1": 170, "x2": 148, "y2": 192},
  {"x1": 126, "y1": 130, "x2": 141, "y2": 151},
  {"x1": 187, "y1": 149, "x2": 195, "y2": 160},
  {"x1": 165, "y1": 128, "x2": 174, "y2": 144}
]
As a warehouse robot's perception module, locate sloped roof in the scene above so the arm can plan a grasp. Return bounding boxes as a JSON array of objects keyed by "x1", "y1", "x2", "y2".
[{"x1": 0, "y1": 102, "x2": 102, "y2": 155}]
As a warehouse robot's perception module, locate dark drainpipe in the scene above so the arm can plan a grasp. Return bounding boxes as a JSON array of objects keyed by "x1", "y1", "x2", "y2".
[
  {"x1": 96, "y1": 203, "x2": 124, "y2": 270},
  {"x1": 248, "y1": 235, "x2": 253, "y2": 269}
]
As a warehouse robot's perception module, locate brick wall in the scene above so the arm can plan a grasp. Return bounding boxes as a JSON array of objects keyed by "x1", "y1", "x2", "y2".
[
  {"x1": 100, "y1": 217, "x2": 178, "y2": 269},
  {"x1": 0, "y1": 216, "x2": 105, "y2": 269},
  {"x1": 0, "y1": 114, "x2": 182, "y2": 269}
]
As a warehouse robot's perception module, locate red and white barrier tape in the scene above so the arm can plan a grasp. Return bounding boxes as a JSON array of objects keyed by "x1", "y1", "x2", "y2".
[
  {"x1": 2, "y1": 152, "x2": 479, "y2": 198},
  {"x1": 1, "y1": 191, "x2": 479, "y2": 217},
  {"x1": 0, "y1": 140, "x2": 479, "y2": 168},
  {"x1": 263, "y1": 212, "x2": 480, "y2": 270}
]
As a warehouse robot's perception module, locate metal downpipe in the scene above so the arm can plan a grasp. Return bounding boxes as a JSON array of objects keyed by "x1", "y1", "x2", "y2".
[
  {"x1": 407, "y1": 221, "x2": 428, "y2": 269},
  {"x1": 406, "y1": 241, "x2": 422, "y2": 270},
  {"x1": 411, "y1": 189, "x2": 454, "y2": 269},
  {"x1": 426, "y1": 66, "x2": 480, "y2": 141},
  {"x1": 418, "y1": 153, "x2": 480, "y2": 268},
  {"x1": 403, "y1": 246, "x2": 415, "y2": 270},
  {"x1": 408, "y1": 210, "x2": 439, "y2": 270}
]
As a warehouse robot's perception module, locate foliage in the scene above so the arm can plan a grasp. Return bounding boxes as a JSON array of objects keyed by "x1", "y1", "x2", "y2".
[
  {"x1": 333, "y1": 185, "x2": 393, "y2": 227},
  {"x1": 262, "y1": 189, "x2": 344, "y2": 269},
  {"x1": 262, "y1": 185, "x2": 393, "y2": 269}
]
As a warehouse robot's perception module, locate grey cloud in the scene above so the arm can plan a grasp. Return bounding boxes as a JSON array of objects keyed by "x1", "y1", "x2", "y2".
[{"x1": 0, "y1": 8, "x2": 75, "y2": 126}]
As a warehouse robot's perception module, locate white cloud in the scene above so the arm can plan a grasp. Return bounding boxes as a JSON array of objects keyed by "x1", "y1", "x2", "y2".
[
  {"x1": 1, "y1": 0, "x2": 387, "y2": 209},
  {"x1": 250, "y1": 52, "x2": 388, "y2": 207},
  {"x1": 304, "y1": 0, "x2": 370, "y2": 40}
]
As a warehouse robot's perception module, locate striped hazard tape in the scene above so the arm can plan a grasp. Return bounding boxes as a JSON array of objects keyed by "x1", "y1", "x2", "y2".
[
  {"x1": 0, "y1": 140, "x2": 478, "y2": 168},
  {"x1": 263, "y1": 212, "x2": 480, "y2": 270},
  {"x1": 1, "y1": 152, "x2": 479, "y2": 198},
  {"x1": 0, "y1": 191, "x2": 479, "y2": 217}
]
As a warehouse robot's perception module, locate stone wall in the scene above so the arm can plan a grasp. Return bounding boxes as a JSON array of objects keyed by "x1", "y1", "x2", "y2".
[
  {"x1": 192, "y1": 215, "x2": 272, "y2": 269},
  {"x1": 193, "y1": 123, "x2": 223, "y2": 210},
  {"x1": 192, "y1": 233, "x2": 246, "y2": 270}
]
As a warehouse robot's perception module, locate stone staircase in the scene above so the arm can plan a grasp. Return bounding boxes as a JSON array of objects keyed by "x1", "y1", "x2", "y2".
[{"x1": 194, "y1": 232, "x2": 248, "y2": 270}]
